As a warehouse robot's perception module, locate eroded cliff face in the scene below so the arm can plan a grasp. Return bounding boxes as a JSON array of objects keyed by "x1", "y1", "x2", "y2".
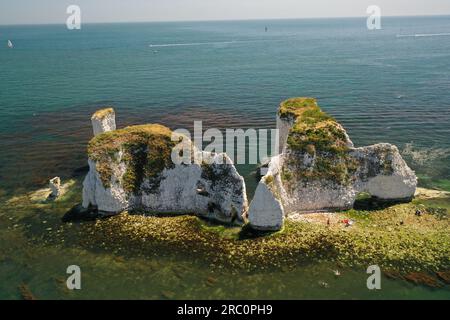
[
  {"x1": 82, "y1": 118, "x2": 248, "y2": 224},
  {"x1": 248, "y1": 98, "x2": 417, "y2": 230}
]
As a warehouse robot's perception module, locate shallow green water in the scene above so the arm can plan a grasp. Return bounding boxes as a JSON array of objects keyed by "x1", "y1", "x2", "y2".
[{"x1": 0, "y1": 180, "x2": 449, "y2": 300}]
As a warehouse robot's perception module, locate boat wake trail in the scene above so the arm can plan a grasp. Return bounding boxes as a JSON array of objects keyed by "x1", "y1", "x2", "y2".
[
  {"x1": 149, "y1": 39, "x2": 271, "y2": 48},
  {"x1": 397, "y1": 33, "x2": 450, "y2": 38},
  {"x1": 149, "y1": 41, "x2": 237, "y2": 48}
]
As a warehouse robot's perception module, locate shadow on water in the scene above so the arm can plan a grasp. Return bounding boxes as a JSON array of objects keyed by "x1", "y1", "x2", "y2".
[
  {"x1": 61, "y1": 204, "x2": 100, "y2": 223},
  {"x1": 238, "y1": 224, "x2": 276, "y2": 240},
  {"x1": 353, "y1": 192, "x2": 413, "y2": 211},
  {"x1": 70, "y1": 165, "x2": 89, "y2": 178}
]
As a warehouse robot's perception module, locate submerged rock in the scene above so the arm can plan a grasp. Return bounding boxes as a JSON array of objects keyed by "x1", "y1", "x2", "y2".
[
  {"x1": 404, "y1": 272, "x2": 444, "y2": 288},
  {"x1": 91, "y1": 107, "x2": 116, "y2": 136},
  {"x1": 248, "y1": 98, "x2": 417, "y2": 230},
  {"x1": 18, "y1": 283, "x2": 37, "y2": 300},
  {"x1": 82, "y1": 112, "x2": 248, "y2": 224}
]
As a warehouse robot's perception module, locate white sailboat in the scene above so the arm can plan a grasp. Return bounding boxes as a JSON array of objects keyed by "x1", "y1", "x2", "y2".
[{"x1": 7, "y1": 40, "x2": 13, "y2": 48}]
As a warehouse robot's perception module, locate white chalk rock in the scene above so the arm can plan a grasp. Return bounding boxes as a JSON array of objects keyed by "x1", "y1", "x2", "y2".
[
  {"x1": 248, "y1": 156, "x2": 285, "y2": 230},
  {"x1": 139, "y1": 152, "x2": 247, "y2": 222},
  {"x1": 248, "y1": 98, "x2": 417, "y2": 231},
  {"x1": 91, "y1": 108, "x2": 116, "y2": 136},
  {"x1": 352, "y1": 143, "x2": 418, "y2": 200},
  {"x1": 280, "y1": 177, "x2": 357, "y2": 213},
  {"x1": 82, "y1": 158, "x2": 130, "y2": 213},
  {"x1": 276, "y1": 114, "x2": 295, "y2": 154},
  {"x1": 82, "y1": 124, "x2": 248, "y2": 223},
  {"x1": 49, "y1": 177, "x2": 61, "y2": 198}
]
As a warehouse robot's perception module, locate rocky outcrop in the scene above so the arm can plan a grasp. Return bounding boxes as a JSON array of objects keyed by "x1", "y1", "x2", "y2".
[
  {"x1": 248, "y1": 98, "x2": 417, "y2": 231},
  {"x1": 82, "y1": 113, "x2": 248, "y2": 224},
  {"x1": 49, "y1": 177, "x2": 61, "y2": 198},
  {"x1": 351, "y1": 144, "x2": 417, "y2": 200},
  {"x1": 247, "y1": 156, "x2": 284, "y2": 231},
  {"x1": 91, "y1": 108, "x2": 116, "y2": 136}
]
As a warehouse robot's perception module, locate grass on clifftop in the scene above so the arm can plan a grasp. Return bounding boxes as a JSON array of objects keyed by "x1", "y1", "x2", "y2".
[
  {"x1": 278, "y1": 97, "x2": 319, "y2": 119},
  {"x1": 91, "y1": 107, "x2": 115, "y2": 120},
  {"x1": 279, "y1": 98, "x2": 357, "y2": 185},
  {"x1": 87, "y1": 124, "x2": 175, "y2": 193}
]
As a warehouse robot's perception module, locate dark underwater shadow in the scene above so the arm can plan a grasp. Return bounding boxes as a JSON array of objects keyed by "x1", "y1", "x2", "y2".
[
  {"x1": 353, "y1": 194, "x2": 413, "y2": 211},
  {"x1": 62, "y1": 205, "x2": 202, "y2": 223},
  {"x1": 61, "y1": 204, "x2": 101, "y2": 223},
  {"x1": 237, "y1": 223, "x2": 276, "y2": 240},
  {"x1": 70, "y1": 165, "x2": 89, "y2": 178}
]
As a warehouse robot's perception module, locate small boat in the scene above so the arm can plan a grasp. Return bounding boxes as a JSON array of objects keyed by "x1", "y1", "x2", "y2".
[{"x1": 7, "y1": 40, "x2": 13, "y2": 48}]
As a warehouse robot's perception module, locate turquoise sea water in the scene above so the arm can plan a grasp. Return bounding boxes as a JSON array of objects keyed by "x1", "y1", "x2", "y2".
[
  {"x1": 1, "y1": 16, "x2": 450, "y2": 194},
  {"x1": 0, "y1": 17, "x2": 449, "y2": 299}
]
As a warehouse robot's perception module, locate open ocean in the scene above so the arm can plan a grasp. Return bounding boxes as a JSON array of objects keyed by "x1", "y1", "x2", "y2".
[
  {"x1": 0, "y1": 16, "x2": 449, "y2": 299},
  {"x1": 1, "y1": 16, "x2": 450, "y2": 194}
]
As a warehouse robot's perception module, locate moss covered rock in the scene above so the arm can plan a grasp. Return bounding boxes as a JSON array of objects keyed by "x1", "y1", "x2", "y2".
[
  {"x1": 249, "y1": 98, "x2": 417, "y2": 230},
  {"x1": 83, "y1": 118, "x2": 248, "y2": 224}
]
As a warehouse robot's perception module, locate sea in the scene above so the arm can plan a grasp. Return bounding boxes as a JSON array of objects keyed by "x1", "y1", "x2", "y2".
[{"x1": 0, "y1": 16, "x2": 449, "y2": 299}]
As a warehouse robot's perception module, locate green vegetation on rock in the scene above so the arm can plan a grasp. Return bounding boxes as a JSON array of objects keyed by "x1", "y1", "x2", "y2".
[
  {"x1": 265, "y1": 175, "x2": 274, "y2": 185},
  {"x1": 278, "y1": 97, "x2": 319, "y2": 120},
  {"x1": 87, "y1": 124, "x2": 175, "y2": 193},
  {"x1": 280, "y1": 98, "x2": 357, "y2": 185},
  {"x1": 91, "y1": 107, "x2": 114, "y2": 120}
]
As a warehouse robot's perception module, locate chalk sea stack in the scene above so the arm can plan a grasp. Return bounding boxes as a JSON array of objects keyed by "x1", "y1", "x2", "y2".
[
  {"x1": 49, "y1": 177, "x2": 61, "y2": 199},
  {"x1": 81, "y1": 99, "x2": 417, "y2": 232},
  {"x1": 82, "y1": 110, "x2": 248, "y2": 224},
  {"x1": 91, "y1": 107, "x2": 116, "y2": 136},
  {"x1": 248, "y1": 98, "x2": 417, "y2": 231}
]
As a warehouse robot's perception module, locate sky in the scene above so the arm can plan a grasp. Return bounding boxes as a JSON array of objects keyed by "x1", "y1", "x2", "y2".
[{"x1": 1, "y1": 0, "x2": 450, "y2": 25}]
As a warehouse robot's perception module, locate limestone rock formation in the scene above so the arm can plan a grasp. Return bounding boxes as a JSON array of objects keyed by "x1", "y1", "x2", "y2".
[
  {"x1": 247, "y1": 155, "x2": 284, "y2": 231},
  {"x1": 82, "y1": 115, "x2": 248, "y2": 224},
  {"x1": 91, "y1": 108, "x2": 116, "y2": 136},
  {"x1": 49, "y1": 177, "x2": 61, "y2": 198},
  {"x1": 248, "y1": 98, "x2": 417, "y2": 231}
]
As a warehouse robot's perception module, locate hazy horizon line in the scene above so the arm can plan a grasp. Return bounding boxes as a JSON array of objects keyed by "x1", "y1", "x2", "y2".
[{"x1": 1, "y1": 13, "x2": 449, "y2": 27}]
